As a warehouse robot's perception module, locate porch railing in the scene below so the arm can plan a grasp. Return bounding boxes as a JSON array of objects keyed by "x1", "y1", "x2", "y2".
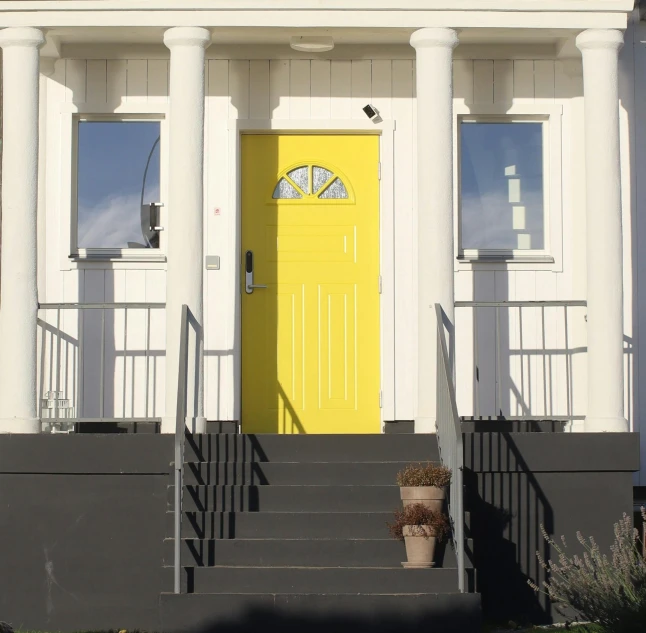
[
  {"x1": 37, "y1": 302, "x2": 166, "y2": 428},
  {"x1": 454, "y1": 300, "x2": 589, "y2": 422},
  {"x1": 435, "y1": 303, "x2": 465, "y2": 593}
]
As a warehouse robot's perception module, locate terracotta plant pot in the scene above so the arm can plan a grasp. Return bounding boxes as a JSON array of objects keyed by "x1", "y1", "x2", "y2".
[
  {"x1": 402, "y1": 525, "x2": 437, "y2": 568},
  {"x1": 400, "y1": 486, "x2": 446, "y2": 513}
]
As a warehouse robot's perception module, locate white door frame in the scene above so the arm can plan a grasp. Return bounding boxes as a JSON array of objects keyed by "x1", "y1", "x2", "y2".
[{"x1": 228, "y1": 118, "x2": 396, "y2": 429}]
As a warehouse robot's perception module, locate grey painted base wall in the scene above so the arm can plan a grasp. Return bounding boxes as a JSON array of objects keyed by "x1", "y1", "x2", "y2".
[{"x1": 0, "y1": 432, "x2": 639, "y2": 631}]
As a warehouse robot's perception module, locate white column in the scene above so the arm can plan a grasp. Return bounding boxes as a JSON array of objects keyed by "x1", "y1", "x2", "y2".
[
  {"x1": 410, "y1": 28, "x2": 459, "y2": 433},
  {"x1": 0, "y1": 28, "x2": 45, "y2": 433},
  {"x1": 162, "y1": 27, "x2": 211, "y2": 434},
  {"x1": 576, "y1": 29, "x2": 628, "y2": 433}
]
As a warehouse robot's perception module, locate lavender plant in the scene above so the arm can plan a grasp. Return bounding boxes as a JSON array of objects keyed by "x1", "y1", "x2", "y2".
[{"x1": 529, "y1": 510, "x2": 646, "y2": 633}]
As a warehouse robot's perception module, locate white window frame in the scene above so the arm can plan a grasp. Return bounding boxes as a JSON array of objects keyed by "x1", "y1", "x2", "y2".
[
  {"x1": 59, "y1": 104, "x2": 169, "y2": 268},
  {"x1": 453, "y1": 103, "x2": 563, "y2": 272}
]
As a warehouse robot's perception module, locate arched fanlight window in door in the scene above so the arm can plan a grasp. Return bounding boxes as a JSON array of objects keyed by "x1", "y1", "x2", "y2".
[{"x1": 272, "y1": 164, "x2": 350, "y2": 200}]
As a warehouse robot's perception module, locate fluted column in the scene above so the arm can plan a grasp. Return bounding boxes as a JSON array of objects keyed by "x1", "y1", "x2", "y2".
[
  {"x1": 162, "y1": 27, "x2": 211, "y2": 433},
  {"x1": 410, "y1": 28, "x2": 459, "y2": 433},
  {"x1": 0, "y1": 28, "x2": 45, "y2": 433},
  {"x1": 576, "y1": 29, "x2": 628, "y2": 433}
]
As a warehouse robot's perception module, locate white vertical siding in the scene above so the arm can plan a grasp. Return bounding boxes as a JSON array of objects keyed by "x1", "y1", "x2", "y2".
[{"x1": 40, "y1": 53, "x2": 605, "y2": 432}]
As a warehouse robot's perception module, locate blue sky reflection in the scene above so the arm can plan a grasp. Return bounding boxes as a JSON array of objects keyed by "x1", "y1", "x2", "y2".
[
  {"x1": 460, "y1": 122, "x2": 544, "y2": 251},
  {"x1": 77, "y1": 121, "x2": 160, "y2": 248}
]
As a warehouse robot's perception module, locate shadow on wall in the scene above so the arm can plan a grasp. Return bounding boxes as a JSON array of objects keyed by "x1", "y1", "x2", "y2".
[
  {"x1": 167, "y1": 603, "x2": 481, "y2": 633},
  {"x1": 464, "y1": 430, "x2": 554, "y2": 626}
]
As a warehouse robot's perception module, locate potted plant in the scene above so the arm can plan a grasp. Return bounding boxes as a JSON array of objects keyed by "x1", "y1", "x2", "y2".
[
  {"x1": 396, "y1": 462, "x2": 452, "y2": 513},
  {"x1": 388, "y1": 502, "x2": 450, "y2": 568}
]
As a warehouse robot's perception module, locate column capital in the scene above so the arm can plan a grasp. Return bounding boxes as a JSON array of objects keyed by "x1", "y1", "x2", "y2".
[
  {"x1": 163, "y1": 27, "x2": 211, "y2": 50},
  {"x1": 576, "y1": 29, "x2": 624, "y2": 53},
  {"x1": 410, "y1": 27, "x2": 459, "y2": 51},
  {"x1": 0, "y1": 27, "x2": 45, "y2": 50}
]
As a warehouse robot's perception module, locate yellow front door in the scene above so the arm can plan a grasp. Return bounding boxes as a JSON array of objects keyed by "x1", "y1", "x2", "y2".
[{"x1": 241, "y1": 134, "x2": 380, "y2": 434}]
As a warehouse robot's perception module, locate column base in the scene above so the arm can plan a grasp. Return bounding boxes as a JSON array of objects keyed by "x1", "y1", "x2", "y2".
[
  {"x1": 584, "y1": 416, "x2": 629, "y2": 433},
  {"x1": 0, "y1": 417, "x2": 40, "y2": 433},
  {"x1": 161, "y1": 415, "x2": 207, "y2": 434},
  {"x1": 414, "y1": 417, "x2": 437, "y2": 434}
]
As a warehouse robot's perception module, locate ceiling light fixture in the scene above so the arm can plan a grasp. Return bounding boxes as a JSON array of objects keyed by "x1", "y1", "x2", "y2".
[{"x1": 290, "y1": 36, "x2": 335, "y2": 53}]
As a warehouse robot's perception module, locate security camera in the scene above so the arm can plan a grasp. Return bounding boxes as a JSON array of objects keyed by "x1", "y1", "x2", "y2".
[{"x1": 363, "y1": 104, "x2": 382, "y2": 123}]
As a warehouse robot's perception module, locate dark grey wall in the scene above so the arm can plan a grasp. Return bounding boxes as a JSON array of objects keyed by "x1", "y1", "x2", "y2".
[
  {"x1": 464, "y1": 431, "x2": 640, "y2": 626},
  {"x1": 0, "y1": 435, "x2": 173, "y2": 631}
]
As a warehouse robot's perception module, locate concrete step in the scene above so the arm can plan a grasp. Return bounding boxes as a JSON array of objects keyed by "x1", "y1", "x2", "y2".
[
  {"x1": 461, "y1": 417, "x2": 566, "y2": 433},
  {"x1": 183, "y1": 461, "x2": 423, "y2": 486},
  {"x1": 159, "y1": 591, "x2": 482, "y2": 633},
  {"x1": 184, "y1": 433, "x2": 439, "y2": 464},
  {"x1": 162, "y1": 537, "x2": 471, "y2": 568},
  {"x1": 171, "y1": 484, "x2": 401, "y2": 512},
  {"x1": 167, "y1": 511, "x2": 396, "y2": 539},
  {"x1": 173, "y1": 565, "x2": 469, "y2": 594}
]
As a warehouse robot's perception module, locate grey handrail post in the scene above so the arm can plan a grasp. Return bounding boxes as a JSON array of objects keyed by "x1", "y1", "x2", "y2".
[
  {"x1": 435, "y1": 303, "x2": 465, "y2": 593},
  {"x1": 174, "y1": 304, "x2": 190, "y2": 594}
]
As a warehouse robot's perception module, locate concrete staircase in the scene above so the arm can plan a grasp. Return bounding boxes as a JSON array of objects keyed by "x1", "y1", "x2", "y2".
[{"x1": 159, "y1": 430, "x2": 481, "y2": 633}]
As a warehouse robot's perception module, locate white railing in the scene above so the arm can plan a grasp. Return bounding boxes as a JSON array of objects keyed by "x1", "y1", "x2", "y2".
[
  {"x1": 435, "y1": 303, "x2": 465, "y2": 593},
  {"x1": 454, "y1": 300, "x2": 591, "y2": 422},
  {"x1": 37, "y1": 302, "x2": 166, "y2": 428}
]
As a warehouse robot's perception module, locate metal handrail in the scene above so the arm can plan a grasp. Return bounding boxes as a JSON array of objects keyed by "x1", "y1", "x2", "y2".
[
  {"x1": 435, "y1": 303, "x2": 465, "y2": 593},
  {"x1": 174, "y1": 304, "x2": 190, "y2": 594}
]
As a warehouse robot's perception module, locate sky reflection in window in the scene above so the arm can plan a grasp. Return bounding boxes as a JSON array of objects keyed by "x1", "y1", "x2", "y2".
[
  {"x1": 460, "y1": 122, "x2": 544, "y2": 251},
  {"x1": 77, "y1": 121, "x2": 160, "y2": 249}
]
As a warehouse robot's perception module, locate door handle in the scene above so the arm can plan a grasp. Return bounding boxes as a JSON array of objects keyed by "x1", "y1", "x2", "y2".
[{"x1": 245, "y1": 250, "x2": 267, "y2": 294}]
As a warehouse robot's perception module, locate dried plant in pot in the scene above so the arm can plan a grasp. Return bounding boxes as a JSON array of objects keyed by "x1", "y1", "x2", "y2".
[
  {"x1": 396, "y1": 463, "x2": 452, "y2": 513},
  {"x1": 388, "y1": 502, "x2": 450, "y2": 568}
]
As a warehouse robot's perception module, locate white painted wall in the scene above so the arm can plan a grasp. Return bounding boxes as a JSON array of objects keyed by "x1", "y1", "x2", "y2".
[{"x1": 38, "y1": 46, "x2": 637, "y2": 458}]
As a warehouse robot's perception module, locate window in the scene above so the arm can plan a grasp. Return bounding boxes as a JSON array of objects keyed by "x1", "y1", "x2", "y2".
[
  {"x1": 272, "y1": 164, "x2": 349, "y2": 200},
  {"x1": 75, "y1": 119, "x2": 162, "y2": 254},
  {"x1": 459, "y1": 120, "x2": 546, "y2": 257}
]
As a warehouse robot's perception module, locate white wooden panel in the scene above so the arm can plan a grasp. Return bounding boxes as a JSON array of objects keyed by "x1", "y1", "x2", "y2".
[
  {"x1": 473, "y1": 60, "x2": 494, "y2": 104},
  {"x1": 351, "y1": 60, "x2": 372, "y2": 120},
  {"x1": 105, "y1": 270, "x2": 126, "y2": 418},
  {"x1": 330, "y1": 61, "x2": 352, "y2": 119},
  {"x1": 86, "y1": 60, "x2": 107, "y2": 105},
  {"x1": 269, "y1": 59, "x2": 291, "y2": 119},
  {"x1": 455, "y1": 272, "x2": 475, "y2": 416},
  {"x1": 515, "y1": 272, "x2": 537, "y2": 416},
  {"x1": 290, "y1": 60, "x2": 311, "y2": 119},
  {"x1": 513, "y1": 60, "x2": 535, "y2": 101},
  {"x1": 106, "y1": 60, "x2": 127, "y2": 106},
  {"x1": 81, "y1": 270, "x2": 105, "y2": 418},
  {"x1": 535, "y1": 271, "x2": 558, "y2": 416},
  {"x1": 493, "y1": 60, "x2": 513, "y2": 105},
  {"x1": 146, "y1": 270, "x2": 166, "y2": 417},
  {"x1": 124, "y1": 271, "x2": 147, "y2": 418},
  {"x1": 534, "y1": 61, "x2": 555, "y2": 101},
  {"x1": 473, "y1": 271, "x2": 496, "y2": 416},
  {"x1": 66, "y1": 59, "x2": 87, "y2": 104},
  {"x1": 494, "y1": 270, "x2": 515, "y2": 417},
  {"x1": 126, "y1": 59, "x2": 148, "y2": 102},
  {"x1": 453, "y1": 60, "x2": 473, "y2": 104},
  {"x1": 371, "y1": 60, "x2": 392, "y2": 120},
  {"x1": 310, "y1": 60, "x2": 331, "y2": 120},
  {"x1": 249, "y1": 60, "x2": 270, "y2": 119},
  {"x1": 206, "y1": 59, "x2": 233, "y2": 421},
  {"x1": 229, "y1": 60, "x2": 250, "y2": 120},
  {"x1": 392, "y1": 59, "x2": 415, "y2": 420},
  {"x1": 555, "y1": 61, "x2": 583, "y2": 99},
  {"x1": 147, "y1": 60, "x2": 169, "y2": 99}
]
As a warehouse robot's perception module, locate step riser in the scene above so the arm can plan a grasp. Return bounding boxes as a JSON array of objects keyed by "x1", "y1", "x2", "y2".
[
  {"x1": 162, "y1": 538, "x2": 467, "y2": 568},
  {"x1": 159, "y1": 592, "x2": 483, "y2": 633},
  {"x1": 183, "y1": 462, "x2": 419, "y2": 486},
  {"x1": 167, "y1": 512, "x2": 396, "y2": 540},
  {"x1": 184, "y1": 434, "x2": 439, "y2": 464},
  {"x1": 181, "y1": 567, "x2": 466, "y2": 594},
  {"x1": 171, "y1": 485, "x2": 403, "y2": 512}
]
